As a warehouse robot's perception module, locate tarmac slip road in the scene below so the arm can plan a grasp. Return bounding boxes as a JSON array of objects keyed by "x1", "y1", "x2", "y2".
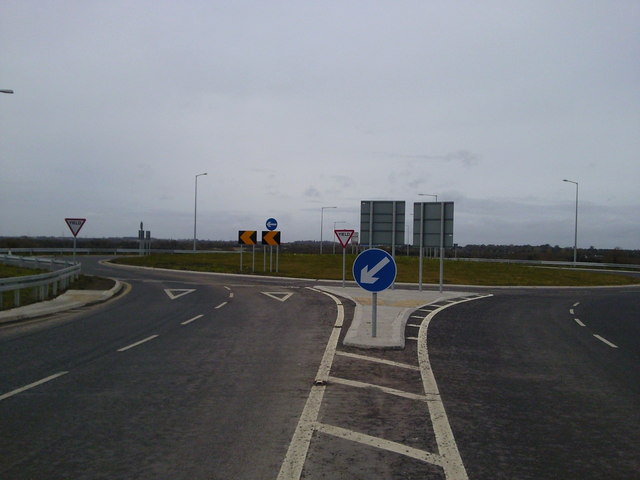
[
  {"x1": 428, "y1": 287, "x2": 640, "y2": 480},
  {"x1": 0, "y1": 277, "x2": 340, "y2": 479}
]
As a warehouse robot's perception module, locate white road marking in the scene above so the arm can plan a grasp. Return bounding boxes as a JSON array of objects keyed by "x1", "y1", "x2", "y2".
[
  {"x1": 0, "y1": 371, "x2": 69, "y2": 402},
  {"x1": 117, "y1": 335, "x2": 159, "y2": 352},
  {"x1": 569, "y1": 308, "x2": 575, "y2": 315},
  {"x1": 276, "y1": 289, "x2": 343, "y2": 480},
  {"x1": 262, "y1": 292, "x2": 294, "y2": 302},
  {"x1": 593, "y1": 334, "x2": 619, "y2": 348},
  {"x1": 573, "y1": 302, "x2": 580, "y2": 307},
  {"x1": 181, "y1": 314, "x2": 204, "y2": 325},
  {"x1": 574, "y1": 318, "x2": 586, "y2": 327},
  {"x1": 214, "y1": 302, "x2": 227, "y2": 309},
  {"x1": 229, "y1": 292, "x2": 234, "y2": 298},
  {"x1": 406, "y1": 336, "x2": 419, "y2": 341},
  {"x1": 316, "y1": 422, "x2": 443, "y2": 466},
  {"x1": 417, "y1": 294, "x2": 493, "y2": 480},
  {"x1": 328, "y1": 375, "x2": 431, "y2": 402},
  {"x1": 164, "y1": 288, "x2": 196, "y2": 300},
  {"x1": 335, "y1": 351, "x2": 420, "y2": 371}
]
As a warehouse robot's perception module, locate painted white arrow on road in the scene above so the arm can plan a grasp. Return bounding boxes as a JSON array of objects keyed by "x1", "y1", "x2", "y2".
[{"x1": 360, "y1": 257, "x2": 391, "y2": 284}]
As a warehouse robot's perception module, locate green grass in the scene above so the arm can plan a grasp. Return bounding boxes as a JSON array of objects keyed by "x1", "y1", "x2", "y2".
[{"x1": 111, "y1": 252, "x2": 640, "y2": 287}]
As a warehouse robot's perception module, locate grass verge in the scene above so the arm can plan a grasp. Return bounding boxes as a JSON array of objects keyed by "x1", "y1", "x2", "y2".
[{"x1": 111, "y1": 252, "x2": 640, "y2": 287}]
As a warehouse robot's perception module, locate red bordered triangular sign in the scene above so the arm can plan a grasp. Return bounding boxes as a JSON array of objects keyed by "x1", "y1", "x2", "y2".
[
  {"x1": 65, "y1": 218, "x2": 86, "y2": 237},
  {"x1": 334, "y1": 229, "x2": 355, "y2": 248}
]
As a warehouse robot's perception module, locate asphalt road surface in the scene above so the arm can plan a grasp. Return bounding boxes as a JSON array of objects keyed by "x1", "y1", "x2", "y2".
[
  {"x1": 429, "y1": 288, "x2": 640, "y2": 479},
  {"x1": 1, "y1": 258, "x2": 339, "y2": 479},
  {"x1": 1, "y1": 258, "x2": 638, "y2": 479}
]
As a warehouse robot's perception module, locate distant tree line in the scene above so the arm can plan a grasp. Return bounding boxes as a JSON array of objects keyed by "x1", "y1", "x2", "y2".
[{"x1": 1, "y1": 237, "x2": 638, "y2": 265}]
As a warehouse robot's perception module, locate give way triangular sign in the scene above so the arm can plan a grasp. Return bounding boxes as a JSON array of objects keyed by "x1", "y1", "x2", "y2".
[
  {"x1": 65, "y1": 218, "x2": 86, "y2": 237},
  {"x1": 334, "y1": 229, "x2": 355, "y2": 248}
]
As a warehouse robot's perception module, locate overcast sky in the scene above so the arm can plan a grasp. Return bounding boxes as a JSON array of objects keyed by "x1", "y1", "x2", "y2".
[{"x1": 1, "y1": 1, "x2": 638, "y2": 248}]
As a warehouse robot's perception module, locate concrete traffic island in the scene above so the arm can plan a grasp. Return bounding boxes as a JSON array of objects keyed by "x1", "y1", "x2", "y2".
[{"x1": 317, "y1": 286, "x2": 474, "y2": 349}]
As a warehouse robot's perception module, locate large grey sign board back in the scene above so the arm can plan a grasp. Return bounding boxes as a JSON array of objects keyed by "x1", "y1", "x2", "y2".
[
  {"x1": 360, "y1": 200, "x2": 405, "y2": 247},
  {"x1": 413, "y1": 202, "x2": 454, "y2": 248}
]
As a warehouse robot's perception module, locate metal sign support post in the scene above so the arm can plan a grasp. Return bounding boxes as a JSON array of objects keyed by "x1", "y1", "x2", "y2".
[
  {"x1": 372, "y1": 292, "x2": 378, "y2": 337},
  {"x1": 252, "y1": 245, "x2": 256, "y2": 272},
  {"x1": 240, "y1": 245, "x2": 244, "y2": 272},
  {"x1": 419, "y1": 203, "x2": 425, "y2": 291},
  {"x1": 439, "y1": 202, "x2": 445, "y2": 293},
  {"x1": 342, "y1": 245, "x2": 346, "y2": 287}
]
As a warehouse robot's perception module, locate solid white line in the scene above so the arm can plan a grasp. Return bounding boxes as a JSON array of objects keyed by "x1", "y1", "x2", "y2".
[
  {"x1": 117, "y1": 335, "x2": 159, "y2": 352},
  {"x1": 593, "y1": 334, "x2": 619, "y2": 348},
  {"x1": 335, "y1": 351, "x2": 420, "y2": 371},
  {"x1": 0, "y1": 371, "x2": 68, "y2": 401},
  {"x1": 276, "y1": 289, "x2": 344, "y2": 480},
  {"x1": 181, "y1": 314, "x2": 204, "y2": 325},
  {"x1": 407, "y1": 336, "x2": 419, "y2": 341},
  {"x1": 574, "y1": 318, "x2": 586, "y2": 327},
  {"x1": 407, "y1": 324, "x2": 420, "y2": 329},
  {"x1": 215, "y1": 302, "x2": 227, "y2": 309},
  {"x1": 418, "y1": 294, "x2": 493, "y2": 480},
  {"x1": 316, "y1": 422, "x2": 443, "y2": 466},
  {"x1": 328, "y1": 375, "x2": 431, "y2": 402}
]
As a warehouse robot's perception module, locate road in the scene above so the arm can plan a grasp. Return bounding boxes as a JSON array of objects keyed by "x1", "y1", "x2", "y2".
[
  {"x1": 1, "y1": 258, "x2": 339, "y2": 479},
  {"x1": 1, "y1": 258, "x2": 638, "y2": 479},
  {"x1": 429, "y1": 288, "x2": 640, "y2": 479}
]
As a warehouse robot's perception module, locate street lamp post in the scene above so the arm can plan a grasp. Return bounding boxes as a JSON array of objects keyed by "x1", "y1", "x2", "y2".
[
  {"x1": 1, "y1": 89, "x2": 14, "y2": 94},
  {"x1": 193, "y1": 172, "x2": 207, "y2": 251},
  {"x1": 320, "y1": 206, "x2": 337, "y2": 254},
  {"x1": 563, "y1": 179, "x2": 579, "y2": 264}
]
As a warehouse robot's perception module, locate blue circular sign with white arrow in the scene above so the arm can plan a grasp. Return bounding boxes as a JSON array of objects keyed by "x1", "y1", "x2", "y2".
[
  {"x1": 352, "y1": 248, "x2": 397, "y2": 292},
  {"x1": 265, "y1": 218, "x2": 278, "y2": 231}
]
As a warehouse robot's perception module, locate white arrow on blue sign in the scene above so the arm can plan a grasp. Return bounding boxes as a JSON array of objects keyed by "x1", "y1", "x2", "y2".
[
  {"x1": 266, "y1": 218, "x2": 278, "y2": 231},
  {"x1": 353, "y1": 248, "x2": 397, "y2": 292}
]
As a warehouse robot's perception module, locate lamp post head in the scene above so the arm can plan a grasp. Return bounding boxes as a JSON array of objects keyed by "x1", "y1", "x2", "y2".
[{"x1": 0, "y1": 89, "x2": 14, "y2": 94}]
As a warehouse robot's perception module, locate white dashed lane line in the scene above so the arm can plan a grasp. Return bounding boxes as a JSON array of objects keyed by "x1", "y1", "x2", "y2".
[
  {"x1": 117, "y1": 335, "x2": 159, "y2": 352},
  {"x1": 593, "y1": 334, "x2": 619, "y2": 349},
  {"x1": 181, "y1": 314, "x2": 204, "y2": 325},
  {"x1": 570, "y1": 304, "x2": 619, "y2": 349},
  {"x1": 0, "y1": 371, "x2": 69, "y2": 402}
]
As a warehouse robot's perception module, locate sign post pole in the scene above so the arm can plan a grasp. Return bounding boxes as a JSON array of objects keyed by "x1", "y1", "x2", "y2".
[
  {"x1": 335, "y1": 229, "x2": 355, "y2": 288},
  {"x1": 65, "y1": 218, "x2": 86, "y2": 263},
  {"x1": 372, "y1": 292, "x2": 378, "y2": 337}
]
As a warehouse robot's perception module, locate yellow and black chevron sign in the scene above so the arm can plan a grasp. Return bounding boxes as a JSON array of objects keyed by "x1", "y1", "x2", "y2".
[
  {"x1": 238, "y1": 230, "x2": 257, "y2": 245},
  {"x1": 261, "y1": 230, "x2": 281, "y2": 246}
]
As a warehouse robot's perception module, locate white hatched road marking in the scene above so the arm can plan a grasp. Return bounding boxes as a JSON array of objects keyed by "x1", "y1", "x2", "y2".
[
  {"x1": 316, "y1": 422, "x2": 444, "y2": 466},
  {"x1": 335, "y1": 351, "x2": 420, "y2": 371},
  {"x1": 277, "y1": 291, "x2": 492, "y2": 480},
  {"x1": 276, "y1": 288, "x2": 343, "y2": 480},
  {"x1": 328, "y1": 375, "x2": 432, "y2": 402},
  {"x1": 574, "y1": 318, "x2": 586, "y2": 327}
]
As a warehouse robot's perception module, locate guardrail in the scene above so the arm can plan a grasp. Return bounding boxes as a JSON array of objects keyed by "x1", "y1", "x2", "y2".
[{"x1": 0, "y1": 255, "x2": 81, "y2": 310}]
